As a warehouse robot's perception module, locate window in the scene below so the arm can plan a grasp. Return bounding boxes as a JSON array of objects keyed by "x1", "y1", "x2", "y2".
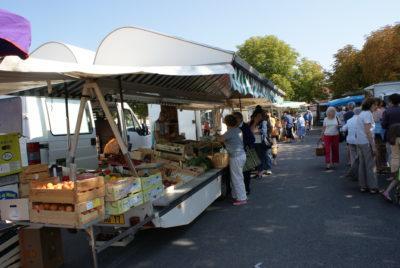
[
  {"x1": 45, "y1": 98, "x2": 93, "y2": 135},
  {"x1": 124, "y1": 109, "x2": 141, "y2": 130}
]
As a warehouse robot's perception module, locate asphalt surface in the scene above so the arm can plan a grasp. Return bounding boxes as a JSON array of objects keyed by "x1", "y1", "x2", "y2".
[{"x1": 63, "y1": 130, "x2": 400, "y2": 267}]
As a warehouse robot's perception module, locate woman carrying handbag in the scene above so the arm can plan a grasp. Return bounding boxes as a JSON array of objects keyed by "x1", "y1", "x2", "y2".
[{"x1": 321, "y1": 107, "x2": 340, "y2": 169}]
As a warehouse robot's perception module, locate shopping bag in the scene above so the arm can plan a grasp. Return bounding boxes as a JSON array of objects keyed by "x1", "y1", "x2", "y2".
[
  {"x1": 243, "y1": 147, "x2": 261, "y2": 172},
  {"x1": 339, "y1": 131, "x2": 347, "y2": 143},
  {"x1": 315, "y1": 141, "x2": 325, "y2": 156}
]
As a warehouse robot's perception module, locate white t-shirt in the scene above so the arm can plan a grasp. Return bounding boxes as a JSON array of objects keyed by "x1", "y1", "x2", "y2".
[
  {"x1": 297, "y1": 117, "x2": 306, "y2": 127},
  {"x1": 323, "y1": 117, "x2": 339, "y2": 136},
  {"x1": 342, "y1": 115, "x2": 358, "y2": 144},
  {"x1": 355, "y1": 110, "x2": 375, "y2": 145}
]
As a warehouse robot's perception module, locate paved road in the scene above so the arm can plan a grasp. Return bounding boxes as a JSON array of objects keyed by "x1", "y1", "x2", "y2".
[{"x1": 64, "y1": 131, "x2": 400, "y2": 267}]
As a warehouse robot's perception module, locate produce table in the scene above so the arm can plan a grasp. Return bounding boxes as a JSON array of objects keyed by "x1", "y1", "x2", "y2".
[
  {"x1": 90, "y1": 168, "x2": 226, "y2": 266},
  {"x1": 154, "y1": 168, "x2": 224, "y2": 212},
  {"x1": 0, "y1": 168, "x2": 228, "y2": 268}
]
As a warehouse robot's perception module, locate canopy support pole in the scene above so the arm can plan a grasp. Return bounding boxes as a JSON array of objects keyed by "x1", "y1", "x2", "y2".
[
  {"x1": 68, "y1": 85, "x2": 90, "y2": 180},
  {"x1": 65, "y1": 83, "x2": 71, "y2": 166},
  {"x1": 89, "y1": 82, "x2": 138, "y2": 176},
  {"x1": 119, "y1": 79, "x2": 128, "y2": 146}
]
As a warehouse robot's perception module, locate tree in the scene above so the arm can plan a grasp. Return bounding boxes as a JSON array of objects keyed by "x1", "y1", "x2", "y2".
[
  {"x1": 237, "y1": 35, "x2": 299, "y2": 95},
  {"x1": 128, "y1": 102, "x2": 148, "y2": 121},
  {"x1": 360, "y1": 24, "x2": 400, "y2": 85},
  {"x1": 292, "y1": 58, "x2": 327, "y2": 102},
  {"x1": 329, "y1": 45, "x2": 364, "y2": 97}
]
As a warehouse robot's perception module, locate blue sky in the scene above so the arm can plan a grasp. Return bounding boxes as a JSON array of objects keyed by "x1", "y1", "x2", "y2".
[{"x1": 2, "y1": 0, "x2": 400, "y2": 70}]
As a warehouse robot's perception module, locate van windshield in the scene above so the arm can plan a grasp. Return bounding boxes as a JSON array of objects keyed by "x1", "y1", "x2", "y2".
[{"x1": 45, "y1": 99, "x2": 93, "y2": 135}]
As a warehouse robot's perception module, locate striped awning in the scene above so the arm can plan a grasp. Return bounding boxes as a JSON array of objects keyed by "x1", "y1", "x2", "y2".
[{"x1": 230, "y1": 67, "x2": 284, "y2": 104}]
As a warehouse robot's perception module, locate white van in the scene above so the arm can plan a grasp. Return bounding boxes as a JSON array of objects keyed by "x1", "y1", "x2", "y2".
[{"x1": 0, "y1": 96, "x2": 151, "y2": 170}]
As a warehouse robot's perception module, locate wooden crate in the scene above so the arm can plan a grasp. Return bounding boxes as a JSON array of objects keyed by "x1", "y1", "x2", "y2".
[
  {"x1": 20, "y1": 164, "x2": 50, "y2": 183},
  {"x1": 30, "y1": 198, "x2": 104, "y2": 228},
  {"x1": 22, "y1": 164, "x2": 48, "y2": 174},
  {"x1": 19, "y1": 177, "x2": 55, "y2": 198},
  {"x1": 30, "y1": 176, "x2": 105, "y2": 204}
]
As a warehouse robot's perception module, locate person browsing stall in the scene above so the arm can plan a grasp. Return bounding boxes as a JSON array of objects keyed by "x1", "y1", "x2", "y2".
[
  {"x1": 233, "y1": 112, "x2": 255, "y2": 195},
  {"x1": 218, "y1": 115, "x2": 247, "y2": 206}
]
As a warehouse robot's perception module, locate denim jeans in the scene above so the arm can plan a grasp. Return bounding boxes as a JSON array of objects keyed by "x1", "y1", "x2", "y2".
[{"x1": 266, "y1": 148, "x2": 272, "y2": 171}]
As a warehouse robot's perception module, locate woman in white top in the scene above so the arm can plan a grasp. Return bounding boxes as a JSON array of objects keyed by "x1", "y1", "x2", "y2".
[
  {"x1": 356, "y1": 98, "x2": 378, "y2": 193},
  {"x1": 320, "y1": 106, "x2": 340, "y2": 169}
]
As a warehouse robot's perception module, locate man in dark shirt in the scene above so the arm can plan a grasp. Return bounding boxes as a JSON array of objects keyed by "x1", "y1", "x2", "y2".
[
  {"x1": 283, "y1": 111, "x2": 294, "y2": 142},
  {"x1": 343, "y1": 102, "x2": 355, "y2": 123},
  {"x1": 382, "y1": 94, "x2": 400, "y2": 139},
  {"x1": 233, "y1": 112, "x2": 255, "y2": 195}
]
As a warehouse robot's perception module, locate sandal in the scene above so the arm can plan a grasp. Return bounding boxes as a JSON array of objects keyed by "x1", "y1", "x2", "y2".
[
  {"x1": 360, "y1": 187, "x2": 368, "y2": 193},
  {"x1": 380, "y1": 191, "x2": 392, "y2": 202}
]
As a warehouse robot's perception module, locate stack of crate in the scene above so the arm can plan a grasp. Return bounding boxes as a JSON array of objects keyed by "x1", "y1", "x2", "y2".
[
  {"x1": 29, "y1": 176, "x2": 105, "y2": 227},
  {"x1": 105, "y1": 177, "x2": 143, "y2": 215},
  {"x1": 18, "y1": 164, "x2": 51, "y2": 198}
]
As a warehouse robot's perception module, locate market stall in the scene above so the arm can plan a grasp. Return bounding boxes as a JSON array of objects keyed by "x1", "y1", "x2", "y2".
[{"x1": 0, "y1": 26, "x2": 284, "y2": 267}]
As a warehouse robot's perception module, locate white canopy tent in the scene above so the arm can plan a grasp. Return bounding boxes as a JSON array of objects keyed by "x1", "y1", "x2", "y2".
[{"x1": 0, "y1": 25, "x2": 286, "y2": 176}]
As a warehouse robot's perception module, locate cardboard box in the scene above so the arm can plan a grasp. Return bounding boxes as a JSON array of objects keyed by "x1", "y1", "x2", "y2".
[
  {"x1": 0, "y1": 173, "x2": 19, "y2": 187},
  {"x1": 105, "y1": 192, "x2": 143, "y2": 215},
  {"x1": 139, "y1": 172, "x2": 162, "y2": 191},
  {"x1": 0, "y1": 198, "x2": 29, "y2": 221},
  {"x1": 0, "y1": 183, "x2": 18, "y2": 200},
  {"x1": 19, "y1": 226, "x2": 64, "y2": 268},
  {"x1": 143, "y1": 184, "x2": 164, "y2": 203},
  {"x1": 105, "y1": 177, "x2": 141, "y2": 201},
  {"x1": 0, "y1": 133, "x2": 22, "y2": 177}
]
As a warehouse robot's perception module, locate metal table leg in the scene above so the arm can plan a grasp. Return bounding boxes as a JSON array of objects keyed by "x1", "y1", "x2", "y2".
[{"x1": 86, "y1": 225, "x2": 98, "y2": 268}]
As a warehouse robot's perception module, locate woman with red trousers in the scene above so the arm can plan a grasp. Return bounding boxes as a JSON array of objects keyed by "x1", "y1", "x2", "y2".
[{"x1": 321, "y1": 106, "x2": 340, "y2": 169}]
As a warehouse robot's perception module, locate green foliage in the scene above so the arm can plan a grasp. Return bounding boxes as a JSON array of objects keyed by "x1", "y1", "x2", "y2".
[
  {"x1": 329, "y1": 45, "x2": 364, "y2": 97},
  {"x1": 292, "y1": 58, "x2": 327, "y2": 102},
  {"x1": 128, "y1": 102, "x2": 148, "y2": 120},
  {"x1": 270, "y1": 74, "x2": 294, "y2": 99},
  {"x1": 237, "y1": 35, "x2": 326, "y2": 102},
  {"x1": 237, "y1": 35, "x2": 299, "y2": 80}
]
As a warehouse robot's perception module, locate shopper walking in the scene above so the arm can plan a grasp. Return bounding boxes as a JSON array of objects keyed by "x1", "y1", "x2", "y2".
[
  {"x1": 296, "y1": 113, "x2": 306, "y2": 141},
  {"x1": 341, "y1": 107, "x2": 361, "y2": 179},
  {"x1": 356, "y1": 98, "x2": 378, "y2": 194},
  {"x1": 320, "y1": 106, "x2": 340, "y2": 169},
  {"x1": 233, "y1": 112, "x2": 255, "y2": 195},
  {"x1": 304, "y1": 110, "x2": 313, "y2": 135},
  {"x1": 283, "y1": 111, "x2": 295, "y2": 142},
  {"x1": 220, "y1": 114, "x2": 247, "y2": 205}
]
